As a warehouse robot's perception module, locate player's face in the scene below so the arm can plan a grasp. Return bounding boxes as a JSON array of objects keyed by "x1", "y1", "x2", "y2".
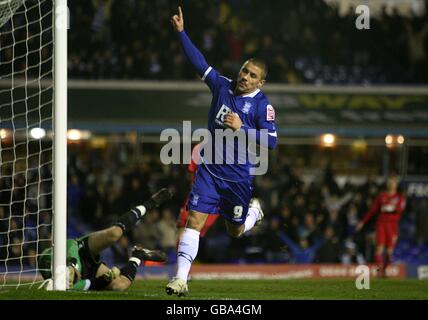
[
  {"x1": 387, "y1": 177, "x2": 398, "y2": 192},
  {"x1": 236, "y1": 62, "x2": 265, "y2": 94}
]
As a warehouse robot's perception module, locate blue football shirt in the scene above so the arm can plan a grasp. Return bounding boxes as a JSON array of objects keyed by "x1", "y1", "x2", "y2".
[
  {"x1": 178, "y1": 31, "x2": 277, "y2": 182},
  {"x1": 201, "y1": 67, "x2": 277, "y2": 182}
]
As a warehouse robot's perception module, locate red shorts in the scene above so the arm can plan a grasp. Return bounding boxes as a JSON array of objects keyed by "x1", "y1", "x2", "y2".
[
  {"x1": 376, "y1": 221, "x2": 399, "y2": 248},
  {"x1": 177, "y1": 197, "x2": 219, "y2": 237}
]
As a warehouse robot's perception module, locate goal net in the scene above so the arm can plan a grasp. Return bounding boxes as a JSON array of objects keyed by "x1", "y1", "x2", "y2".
[{"x1": 0, "y1": 0, "x2": 66, "y2": 289}]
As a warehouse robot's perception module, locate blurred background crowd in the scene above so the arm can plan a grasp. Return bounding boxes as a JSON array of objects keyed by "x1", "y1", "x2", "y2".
[
  {"x1": 2, "y1": 143, "x2": 428, "y2": 267},
  {"x1": 67, "y1": 0, "x2": 428, "y2": 84}
]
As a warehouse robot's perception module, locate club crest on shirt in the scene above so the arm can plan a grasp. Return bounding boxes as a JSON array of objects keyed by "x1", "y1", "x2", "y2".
[
  {"x1": 266, "y1": 104, "x2": 275, "y2": 121},
  {"x1": 242, "y1": 101, "x2": 252, "y2": 114},
  {"x1": 382, "y1": 197, "x2": 399, "y2": 212},
  {"x1": 191, "y1": 194, "x2": 199, "y2": 206}
]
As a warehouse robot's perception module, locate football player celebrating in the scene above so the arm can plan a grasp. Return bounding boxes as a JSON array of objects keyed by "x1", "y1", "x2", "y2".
[{"x1": 167, "y1": 6, "x2": 277, "y2": 296}]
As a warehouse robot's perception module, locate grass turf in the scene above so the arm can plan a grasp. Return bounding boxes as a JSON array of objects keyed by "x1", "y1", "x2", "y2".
[{"x1": 0, "y1": 279, "x2": 427, "y2": 300}]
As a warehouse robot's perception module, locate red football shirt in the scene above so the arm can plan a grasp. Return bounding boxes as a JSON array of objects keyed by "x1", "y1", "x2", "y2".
[{"x1": 361, "y1": 192, "x2": 406, "y2": 224}]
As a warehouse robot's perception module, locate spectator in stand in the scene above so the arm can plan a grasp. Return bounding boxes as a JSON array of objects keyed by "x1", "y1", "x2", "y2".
[
  {"x1": 341, "y1": 239, "x2": 365, "y2": 265},
  {"x1": 278, "y1": 233, "x2": 325, "y2": 264},
  {"x1": 316, "y1": 226, "x2": 341, "y2": 263},
  {"x1": 415, "y1": 199, "x2": 428, "y2": 246},
  {"x1": 158, "y1": 207, "x2": 178, "y2": 260},
  {"x1": 263, "y1": 216, "x2": 289, "y2": 262},
  {"x1": 133, "y1": 208, "x2": 161, "y2": 250},
  {"x1": 46, "y1": 1, "x2": 428, "y2": 84}
]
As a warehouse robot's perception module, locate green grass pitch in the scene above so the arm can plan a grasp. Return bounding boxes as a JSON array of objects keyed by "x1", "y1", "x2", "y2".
[{"x1": 0, "y1": 279, "x2": 427, "y2": 300}]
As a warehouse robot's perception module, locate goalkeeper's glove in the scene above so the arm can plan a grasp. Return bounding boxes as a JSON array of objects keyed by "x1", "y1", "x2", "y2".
[
  {"x1": 66, "y1": 265, "x2": 76, "y2": 289},
  {"x1": 66, "y1": 258, "x2": 81, "y2": 289},
  {"x1": 102, "y1": 266, "x2": 121, "y2": 283}
]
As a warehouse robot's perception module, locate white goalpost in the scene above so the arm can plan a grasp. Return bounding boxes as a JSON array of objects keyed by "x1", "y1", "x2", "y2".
[
  {"x1": 53, "y1": 0, "x2": 66, "y2": 291},
  {"x1": 0, "y1": 0, "x2": 67, "y2": 290}
]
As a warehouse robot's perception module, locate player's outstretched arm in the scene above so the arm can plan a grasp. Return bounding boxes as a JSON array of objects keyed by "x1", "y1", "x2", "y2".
[
  {"x1": 171, "y1": 6, "x2": 211, "y2": 79},
  {"x1": 358, "y1": 194, "x2": 381, "y2": 228}
]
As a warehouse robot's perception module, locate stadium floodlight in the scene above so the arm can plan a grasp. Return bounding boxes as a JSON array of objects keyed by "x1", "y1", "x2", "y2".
[
  {"x1": 0, "y1": 0, "x2": 67, "y2": 290},
  {"x1": 385, "y1": 134, "x2": 394, "y2": 147},
  {"x1": 321, "y1": 133, "x2": 336, "y2": 147},
  {"x1": 30, "y1": 128, "x2": 46, "y2": 139},
  {"x1": 397, "y1": 135, "x2": 405, "y2": 145},
  {"x1": 0, "y1": 128, "x2": 9, "y2": 140},
  {"x1": 67, "y1": 129, "x2": 91, "y2": 141}
]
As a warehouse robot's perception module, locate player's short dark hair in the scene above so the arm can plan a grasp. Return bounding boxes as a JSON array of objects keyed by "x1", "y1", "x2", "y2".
[{"x1": 246, "y1": 58, "x2": 268, "y2": 80}]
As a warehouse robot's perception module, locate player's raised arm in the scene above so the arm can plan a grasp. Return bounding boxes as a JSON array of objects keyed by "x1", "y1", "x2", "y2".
[
  {"x1": 171, "y1": 6, "x2": 212, "y2": 82},
  {"x1": 171, "y1": 6, "x2": 184, "y2": 32}
]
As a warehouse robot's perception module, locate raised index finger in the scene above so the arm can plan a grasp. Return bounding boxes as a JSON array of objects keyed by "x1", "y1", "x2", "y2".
[{"x1": 178, "y1": 6, "x2": 183, "y2": 19}]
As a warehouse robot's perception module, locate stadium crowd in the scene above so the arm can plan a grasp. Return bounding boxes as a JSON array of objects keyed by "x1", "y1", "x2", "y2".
[
  {"x1": 1, "y1": 1, "x2": 426, "y2": 84},
  {"x1": 3, "y1": 142, "x2": 428, "y2": 268},
  {"x1": 65, "y1": 0, "x2": 428, "y2": 84}
]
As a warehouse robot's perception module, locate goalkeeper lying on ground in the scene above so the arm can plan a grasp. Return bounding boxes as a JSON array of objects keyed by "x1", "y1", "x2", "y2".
[{"x1": 38, "y1": 188, "x2": 172, "y2": 291}]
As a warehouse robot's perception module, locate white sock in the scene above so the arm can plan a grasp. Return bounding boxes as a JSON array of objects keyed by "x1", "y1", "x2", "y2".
[
  {"x1": 136, "y1": 205, "x2": 147, "y2": 217},
  {"x1": 243, "y1": 207, "x2": 259, "y2": 233},
  {"x1": 129, "y1": 257, "x2": 141, "y2": 266},
  {"x1": 176, "y1": 228, "x2": 200, "y2": 282}
]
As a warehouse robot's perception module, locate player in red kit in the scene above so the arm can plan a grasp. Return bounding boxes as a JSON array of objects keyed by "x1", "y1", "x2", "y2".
[
  {"x1": 176, "y1": 143, "x2": 219, "y2": 247},
  {"x1": 356, "y1": 175, "x2": 406, "y2": 277}
]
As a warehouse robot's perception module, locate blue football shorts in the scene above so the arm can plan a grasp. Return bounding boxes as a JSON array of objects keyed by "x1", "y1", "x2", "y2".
[{"x1": 188, "y1": 164, "x2": 253, "y2": 225}]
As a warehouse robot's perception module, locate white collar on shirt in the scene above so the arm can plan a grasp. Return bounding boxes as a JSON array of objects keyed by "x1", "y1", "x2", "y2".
[
  {"x1": 241, "y1": 89, "x2": 260, "y2": 98},
  {"x1": 229, "y1": 88, "x2": 260, "y2": 98}
]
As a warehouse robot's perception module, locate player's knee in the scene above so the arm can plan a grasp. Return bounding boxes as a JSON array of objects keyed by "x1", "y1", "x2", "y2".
[
  {"x1": 187, "y1": 213, "x2": 205, "y2": 231},
  {"x1": 107, "y1": 226, "x2": 123, "y2": 242},
  {"x1": 228, "y1": 229, "x2": 242, "y2": 238},
  {"x1": 226, "y1": 224, "x2": 244, "y2": 238}
]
